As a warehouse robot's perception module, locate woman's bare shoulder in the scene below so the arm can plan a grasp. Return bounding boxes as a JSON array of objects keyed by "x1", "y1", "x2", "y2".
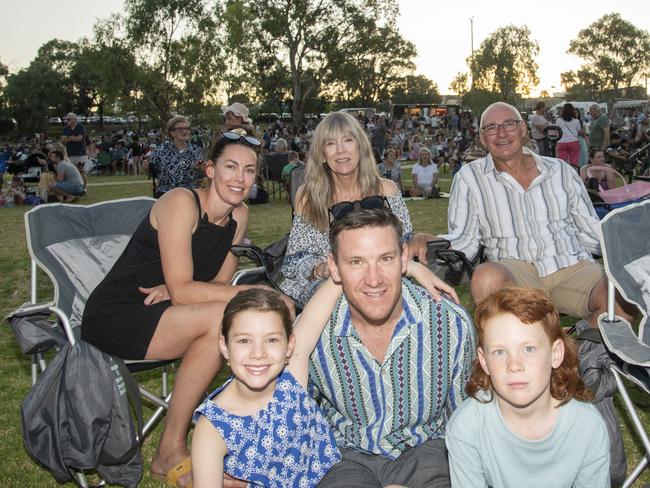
[{"x1": 379, "y1": 178, "x2": 399, "y2": 196}]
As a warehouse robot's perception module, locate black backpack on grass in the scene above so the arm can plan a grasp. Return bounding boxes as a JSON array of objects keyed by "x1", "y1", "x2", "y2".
[{"x1": 21, "y1": 341, "x2": 143, "y2": 488}]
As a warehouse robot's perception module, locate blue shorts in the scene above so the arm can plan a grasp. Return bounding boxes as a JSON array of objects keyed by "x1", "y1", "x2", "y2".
[{"x1": 54, "y1": 181, "x2": 85, "y2": 196}]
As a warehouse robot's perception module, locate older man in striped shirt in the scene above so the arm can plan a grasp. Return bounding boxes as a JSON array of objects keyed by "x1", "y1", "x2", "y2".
[
  {"x1": 311, "y1": 207, "x2": 475, "y2": 488},
  {"x1": 443, "y1": 101, "x2": 634, "y2": 326}
]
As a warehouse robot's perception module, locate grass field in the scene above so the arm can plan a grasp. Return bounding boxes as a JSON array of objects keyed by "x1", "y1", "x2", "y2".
[{"x1": 0, "y1": 171, "x2": 648, "y2": 487}]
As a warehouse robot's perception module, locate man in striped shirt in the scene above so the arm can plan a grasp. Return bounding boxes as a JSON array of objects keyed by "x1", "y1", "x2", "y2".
[
  {"x1": 443, "y1": 101, "x2": 634, "y2": 326},
  {"x1": 311, "y1": 208, "x2": 475, "y2": 487}
]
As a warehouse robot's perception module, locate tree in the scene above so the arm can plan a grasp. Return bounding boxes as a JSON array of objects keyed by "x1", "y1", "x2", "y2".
[
  {"x1": 391, "y1": 75, "x2": 441, "y2": 104},
  {"x1": 222, "y1": 0, "x2": 400, "y2": 125},
  {"x1": 469, "y1": 25, "x2": 539, "y2": 103},
  {"x1": 4, "y1": 61, "x2": 67, "y2": 131},
  {"x1": 461, "y1": 88, "x2": 501, "y2": 116},
  {"x1": 563, "y1": 13, "x2": 650, "y2": 101},
  {"x1": 124, "y1": 0, "x2": 225, "y2": 123},
  {"x1": 449, "y1": 72, "x2": 469, "y2": 97},
  {"x1": 0, "y1": 59, "x2": 8, "y2": 114},
  {"x1": 327, "y1": 22, "x2": 416, "y2": 106},
  {"x1": 572, "y1": 13, "x2": 650, "y2": 91}
]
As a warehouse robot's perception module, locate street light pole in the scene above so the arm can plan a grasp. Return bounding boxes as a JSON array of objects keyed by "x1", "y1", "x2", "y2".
[{"x1": 470, "y1": 17, "x2": 474, "y2": 55}]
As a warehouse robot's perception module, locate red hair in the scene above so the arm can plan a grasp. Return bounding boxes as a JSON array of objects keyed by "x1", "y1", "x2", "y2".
[{"x1": 467, "y1": 287, "x2": 592, "y2": 405}]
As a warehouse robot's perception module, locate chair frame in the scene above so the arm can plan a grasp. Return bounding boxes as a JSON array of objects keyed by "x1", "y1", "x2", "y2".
[{"x1": 12, "y1": 199, "x2": 177, "y2": 486}]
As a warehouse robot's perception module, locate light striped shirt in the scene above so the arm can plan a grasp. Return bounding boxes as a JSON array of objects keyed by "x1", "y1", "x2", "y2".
[
  {"x1": 308, "y1": 279, "x2": 475, "y2": 459},
  {"x1": 442, "y1": 148, "x2": 601, "y2": 277}
]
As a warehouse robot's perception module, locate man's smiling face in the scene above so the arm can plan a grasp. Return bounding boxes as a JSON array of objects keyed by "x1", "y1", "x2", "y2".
[{"x1": 328, "y1": 225, "x2": 407, "y2": 329}]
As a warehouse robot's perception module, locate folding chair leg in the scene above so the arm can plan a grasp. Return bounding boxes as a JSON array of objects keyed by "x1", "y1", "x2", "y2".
[
  {"x1": 75, "y1": 471, "x2": 89, "y2": 488},
  {"x1": 162, "y1": 365, "x2": 169, "y2": 397},
  {"x1": 139, "y1": 387, "x2": 172, "y2": 440},
  {"x1": 30, "y1": 353, "x2": 47, "y2": 386},
  {"x1": 612, "y1": 368, "x2": 650, "y2": 487},
  {"x1": 623, "y1": 456, "x2": 648, "y2": 488}
]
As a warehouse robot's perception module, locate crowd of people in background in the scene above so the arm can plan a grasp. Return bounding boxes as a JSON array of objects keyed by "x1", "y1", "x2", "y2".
[{"x1": 1, "y1": 100, "x2": 649, "y2": 208}]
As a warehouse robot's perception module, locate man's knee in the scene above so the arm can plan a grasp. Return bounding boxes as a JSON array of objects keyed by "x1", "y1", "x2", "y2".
[{"x1": 470, "y1": 262, "x2": 515, "y2": 303}]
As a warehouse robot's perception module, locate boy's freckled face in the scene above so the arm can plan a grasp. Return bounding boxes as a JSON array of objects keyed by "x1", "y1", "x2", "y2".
[{"x1": 477, "y1": 313, "x2": 564, "y2": 414}]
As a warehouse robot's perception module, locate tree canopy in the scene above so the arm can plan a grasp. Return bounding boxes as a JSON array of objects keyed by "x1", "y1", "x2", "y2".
[
  {"x1": 561, "y1": 13, "x2": 650, "y2": 101},
  {"x1": 468, "y1": 25, "x2": 540, "y2": 103}
]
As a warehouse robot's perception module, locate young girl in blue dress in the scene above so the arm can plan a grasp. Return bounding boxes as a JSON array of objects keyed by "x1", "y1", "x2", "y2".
[{"x1": 191, "y1": 280, "x2": 342, "y2": 488}]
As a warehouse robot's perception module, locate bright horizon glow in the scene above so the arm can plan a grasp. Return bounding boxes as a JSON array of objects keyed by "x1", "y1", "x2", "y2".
[{"x1": 1, "y1": 0, "x2": 648, "y2": 100}]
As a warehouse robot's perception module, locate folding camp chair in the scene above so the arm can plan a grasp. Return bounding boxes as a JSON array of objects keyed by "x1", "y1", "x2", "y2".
[
  {"x1": 6, "y1": 197, "x2": 175, "y2": 451},
  {"x1": 262, "y1": 152, "x2": 289, "y2": 199},
  {"x1": 597, "y1": 199, "x2": 650, "y2": 487}
]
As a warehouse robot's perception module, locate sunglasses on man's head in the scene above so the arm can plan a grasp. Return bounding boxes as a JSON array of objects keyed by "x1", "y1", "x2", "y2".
[
  {"x1": 220, "y1": 130, "x2": 261, "y2": 148},
  {"x1": 328, "y1": 195, "x2": 390, "y2": 224}
]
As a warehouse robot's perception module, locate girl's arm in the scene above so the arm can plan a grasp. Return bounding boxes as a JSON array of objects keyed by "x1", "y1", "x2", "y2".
[
  {"x1": 286, "y1": 277, "x2": 342, "y2": 388},
  {"x1": 192, "y1": 416, "x2": 227, "y2": 488}
]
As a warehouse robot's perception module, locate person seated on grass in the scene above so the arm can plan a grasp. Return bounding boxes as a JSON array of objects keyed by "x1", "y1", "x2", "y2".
[
  {"x1": 0, "y1": 173, "x2": 26, "y2": 206},
  {"x1": 410, "y1": 147, "x2": 439, "y2": 198},
  {"x1": 442, "y1": 101, "x2": 636, "y2": 327},
  {"x1": 46, "y1": 149, "x2": 85, "y2": 203},
  {"x1": 281, "y1": 150, "x2": 302, "y2": 185},
  {"x1": 110, "y1": 140, "x2": 128, "y2": 175},
  {"x1": 310, "y1": 207, "x2": 474, "y2": 488},
  {"x1": 81, "y1": 128, "x2": 284, "y2": 488},
  {"x1": 192, "y1": 285, "x2": 342, "y2": 488},
  {"x1": 377, "y1": 147, "x2": 403, "y2": 192},
  {"x1": 446, "y1": 287, "x2": 610, "y2": 488}
]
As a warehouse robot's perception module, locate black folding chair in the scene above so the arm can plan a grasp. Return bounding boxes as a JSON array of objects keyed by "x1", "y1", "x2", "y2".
[{"x1": 262, "y1": 152, "x2": 289, "y2": 199}]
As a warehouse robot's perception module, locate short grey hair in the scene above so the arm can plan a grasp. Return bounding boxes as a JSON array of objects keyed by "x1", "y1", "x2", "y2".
[
  {"x1": 275, "y1": 138, "x2": 288, "y2": 152},
  {"x1": 589, "y1": 103, "x2": 602, "y2": 114},
  {"x1": 480, "y1": 102, "x2": 521, "y2": 128}
]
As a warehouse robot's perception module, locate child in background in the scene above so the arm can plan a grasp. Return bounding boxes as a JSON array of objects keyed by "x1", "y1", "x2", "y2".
[
  {"x1": 191, "y1": 282, "x2": 342, "y2": 488},
  {"x1": 446, "y1": 287, "x2": 610, "y2": 488}
]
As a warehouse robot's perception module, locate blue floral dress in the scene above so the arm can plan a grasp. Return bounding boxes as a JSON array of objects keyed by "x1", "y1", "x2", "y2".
[{"x1": 193, "y1": 369, "x2": 340, "y2": 487}]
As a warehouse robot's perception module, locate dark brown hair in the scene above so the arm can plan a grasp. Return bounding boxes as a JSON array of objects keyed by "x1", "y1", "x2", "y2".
[
  {"x1": 329, "y1": 208, "x2": 402, "y2": 259},
  {"x1": 221, "y1": 288, "x2": 292, "y2": 340},
  {"x1": 467, "y1": 287, "x2": 592, "y2": 406}
]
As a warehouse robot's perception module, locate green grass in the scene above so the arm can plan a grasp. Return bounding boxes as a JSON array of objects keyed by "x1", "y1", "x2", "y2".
[{"x1": 1, "y1": 172, "x2": 648, "y2": 486}]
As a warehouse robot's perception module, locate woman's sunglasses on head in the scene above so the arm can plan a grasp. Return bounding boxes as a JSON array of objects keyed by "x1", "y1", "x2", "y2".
[
  {"x1": 328, "y1": 195, "x2": 390, "y2": 224},
  {"x1": 220, "y1": 130, "x2": 261, "y2": 148}
]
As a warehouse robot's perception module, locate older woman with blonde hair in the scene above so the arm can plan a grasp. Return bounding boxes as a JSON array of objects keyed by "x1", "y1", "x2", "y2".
[{"x1": 280, "y1": 112, "x2": 447, "y2": 308}]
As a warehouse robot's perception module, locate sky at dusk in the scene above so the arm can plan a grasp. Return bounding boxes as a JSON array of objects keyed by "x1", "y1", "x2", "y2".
[{"x1": 2, "y1": 0, "x2": 648, "y2": 97}]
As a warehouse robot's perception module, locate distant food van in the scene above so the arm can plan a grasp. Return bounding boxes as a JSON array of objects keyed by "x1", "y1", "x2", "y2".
[
  {"x1": 550, "y1": 101, "x2": 608, "y2": 120},
  {"x1": 390, "y1": 103, "x2": 462, "y2": 120},
  {"x1": 339, "y1": 107, "x2": 376, "y2": 120}
]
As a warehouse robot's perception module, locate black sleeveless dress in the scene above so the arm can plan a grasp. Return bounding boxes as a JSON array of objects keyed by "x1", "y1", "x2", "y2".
[{"x1": 82, "y1": 189, "x2": 237, "y2": 359}]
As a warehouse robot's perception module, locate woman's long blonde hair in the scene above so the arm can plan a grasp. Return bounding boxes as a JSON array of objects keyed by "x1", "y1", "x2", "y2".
[{"x1": 300, "y1": 112, "x2": 381, "y2": 231}]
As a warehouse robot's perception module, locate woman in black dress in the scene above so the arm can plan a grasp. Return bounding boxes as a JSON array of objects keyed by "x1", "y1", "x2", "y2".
[{"x1": 82, "y1": 128, "x2": 275, "y2": 487}]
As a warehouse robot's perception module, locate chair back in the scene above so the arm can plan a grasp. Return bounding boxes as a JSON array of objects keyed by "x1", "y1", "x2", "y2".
[
  {"x1": 263, "y1": 152, "x2": 289, "y2": 182},
  {"x1": 600, "y1": 199, "x2": 650, "y2": 345},
  {"x1": 289, "y1": 164, "x2": 305, "y2": 214},
  {"x1": 24, "y1": 197, "x2": 156, "y2": 330}
]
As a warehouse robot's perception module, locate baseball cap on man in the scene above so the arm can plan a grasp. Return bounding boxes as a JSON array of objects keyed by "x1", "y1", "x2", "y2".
[{"x1": 222, "y1": 102, "x2": 252, "y2": 124}]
